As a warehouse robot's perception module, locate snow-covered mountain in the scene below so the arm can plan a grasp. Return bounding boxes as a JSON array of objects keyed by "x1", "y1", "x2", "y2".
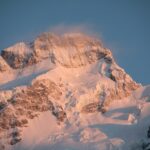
[{"x1": 0, "y1": 32, "x2": 149, "y2": 150}]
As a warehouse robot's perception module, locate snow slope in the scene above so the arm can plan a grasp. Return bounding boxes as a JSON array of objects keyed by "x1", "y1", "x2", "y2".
[{"x1": 9, "y1": 86, "x2": 150, "y2": 150}]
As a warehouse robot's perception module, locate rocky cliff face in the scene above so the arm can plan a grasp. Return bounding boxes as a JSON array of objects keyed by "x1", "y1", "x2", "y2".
[
  {"x1": 0, "y1": 56, "x2": 11, "y2": 72},
  {"x1": 33, "y1": 33, "x2": 110, "y2": 67},
  {"x1": 1, "y1": 33, "x2": 110, "y2": 69},
  {"x1": 0, "y1": 32, "x2": 140, "y2": 149}
]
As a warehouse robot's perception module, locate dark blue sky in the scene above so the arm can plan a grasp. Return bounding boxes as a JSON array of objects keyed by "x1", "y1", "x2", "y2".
[{"x1": 0, "y1": 0, "x2": 150, "y2": 85}]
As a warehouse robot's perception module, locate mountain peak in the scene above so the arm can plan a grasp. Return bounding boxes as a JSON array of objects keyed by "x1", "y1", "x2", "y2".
[
  {"x1": 0, "y1": 32, "x2": 144, "y2": 150},
  {"x1": 1, "y1": 32, "x2": 110, "y2": 69}
]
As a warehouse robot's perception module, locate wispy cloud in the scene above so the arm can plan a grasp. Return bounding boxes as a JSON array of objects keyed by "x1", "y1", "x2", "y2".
[{"x1": 48, "y1": 23, "x2": 100, "y2": 38}]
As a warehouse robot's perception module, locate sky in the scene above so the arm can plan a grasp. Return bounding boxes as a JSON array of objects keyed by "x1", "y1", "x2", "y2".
[{"x1": 0, "y1": 0, "x2": 150, "y2": 85}]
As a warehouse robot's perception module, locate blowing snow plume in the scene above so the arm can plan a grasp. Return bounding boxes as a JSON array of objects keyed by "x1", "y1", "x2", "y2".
[{"x1": 48, "y1": 24, "x2": 100, "y2": 38}]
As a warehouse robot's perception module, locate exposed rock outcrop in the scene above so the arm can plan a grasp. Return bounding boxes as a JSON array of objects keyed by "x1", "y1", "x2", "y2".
[
  {"x1": 0, "y1": 56, "x2": 11, "y2": 72},
  {"x1": 1, "y1": 42, "x2": 33, "y2": 69}
]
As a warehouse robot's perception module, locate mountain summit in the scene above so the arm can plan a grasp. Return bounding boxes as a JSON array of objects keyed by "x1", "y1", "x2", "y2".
[{"x1": 0, "y1": 32, "x2": 149, "y2": 150}]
